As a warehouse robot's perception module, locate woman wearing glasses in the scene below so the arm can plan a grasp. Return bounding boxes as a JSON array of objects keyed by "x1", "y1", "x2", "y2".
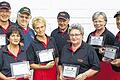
[
  {"x1": 86, "y1": 11, "x2": 115, "y2": 80},
  {"x1": 59, "y1": 23, "x2": 100, "y2": 80}
]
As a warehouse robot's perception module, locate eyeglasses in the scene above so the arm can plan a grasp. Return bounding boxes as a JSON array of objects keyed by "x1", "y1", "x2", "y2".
[
  {"x1": 93, "y1": 20, "x2": 105, "y2": 23},
  {"x1": 19, "y1": 15, "x2": 29, "y2": 19},
  {"x1": 69, "y1": 33, "x2": 81, "y2": 37},
  {"x1": 58, "y1": 19, "x2": 67, "y2": 23},
  {"x1": 0, "y1": 10, "x2": 11, "y2": 13}
]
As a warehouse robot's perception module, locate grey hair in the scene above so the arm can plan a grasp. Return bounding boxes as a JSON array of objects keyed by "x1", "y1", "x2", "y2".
[
  {"x1": 92, "y1": 11, "x2": 107, "y2": 25},
  {"x1": 68, "y1": 23, "x2": 84, "y2": 35}
]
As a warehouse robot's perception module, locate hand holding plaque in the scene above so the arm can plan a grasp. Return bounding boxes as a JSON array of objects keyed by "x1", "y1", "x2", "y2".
[
  {"x1": 38, "y1": 49, "x2": 54, "y2": 63},
  {"x1": 62, "y1": 64, "x2": 79, "y2": 78},
  {"x1": 10, "y1": 61, "x2": 31, "y2": 78},
  {"x1": 102, "y1": 45, "x2": 118, "y2": 62},
  {"x1": 45, "y1": 61, "x2": 55, "y2": 69}
]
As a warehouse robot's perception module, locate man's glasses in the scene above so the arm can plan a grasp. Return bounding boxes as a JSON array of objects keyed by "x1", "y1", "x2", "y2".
[
  {"x1": 19, "y1": 15, "x2": 29, "y2": 19},
  {"x1": 0, "y1": 10, "x2": 11, "y2": 13},
  {"x1": 69, "y1": 33, "x2": 81, "y2": 37}
]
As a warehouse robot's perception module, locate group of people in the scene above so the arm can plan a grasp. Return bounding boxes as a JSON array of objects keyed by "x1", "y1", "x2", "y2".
[{"x1": 0, "y1": 1, "x2": 120, "y2": 80}]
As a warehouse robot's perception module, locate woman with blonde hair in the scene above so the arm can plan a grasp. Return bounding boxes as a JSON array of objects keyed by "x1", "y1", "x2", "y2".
[{"x1": 27, "y1": 16, "x2": 59, "y2": 80}]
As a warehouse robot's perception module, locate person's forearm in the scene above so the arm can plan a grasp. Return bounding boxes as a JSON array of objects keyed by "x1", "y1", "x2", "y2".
[
  {"x1": 58, "y1": 65, "x2": 62, "y2": 75},
  {"x1": 0, "y1": 72, "x2": 7, "y2": 80},
  {"x1": 111, "y1": 59, "x2": 120, "y2": 67},
  {"x1": 30, "y1": 63, "x2": 45, "y2": 69},
  {"x1": 58, "y1": 65, "x2": 63, "y2": 80},
  {"x1": 55, "y1": 58, "x2": 59, "y2": 74},
  {"x1": 83, "y1": 69, "x2": 99, "y2": 78},
  {"x1": 55, "y1": 57, "x2": 59, "y2": 66}
]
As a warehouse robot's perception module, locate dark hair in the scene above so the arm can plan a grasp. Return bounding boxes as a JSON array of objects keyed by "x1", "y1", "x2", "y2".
[{"x1": 6, "y1": 25, "x2": 22, "y2": 44}]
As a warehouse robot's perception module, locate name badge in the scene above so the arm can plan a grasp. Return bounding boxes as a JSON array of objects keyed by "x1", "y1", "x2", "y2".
[
  {"x1": 103, "y1": 45, "x2": 118, "y2": 61},
  {"x1": 0, "y1": 34, "x2": 6, "y2": 46},
  {"x1": 89, "y1": 36, "x2": 103, "y2": 46},
  {"x1": 10, "y1": 61, "x2": 31, "y2": 78},
  {"x1": 38, "y1": 49, "x2": 54, "y2": 63},
  {"x1": 62, "y1": 64, "x2": 79, "y2": 78}
]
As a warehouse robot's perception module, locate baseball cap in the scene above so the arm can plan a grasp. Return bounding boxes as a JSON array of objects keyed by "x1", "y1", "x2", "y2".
[
  {"x1": 114, "y1": 10, "x2": 120, "y2": 18},
  {"x1": 0, "y1": 1, "x2": 11, "y2": 10},
  {"x1": 18, "y1": 7, "x2": 31, "y2": 15},
  {"x1": 57, "y1": 11, "x2": 70, "y2": 20}
]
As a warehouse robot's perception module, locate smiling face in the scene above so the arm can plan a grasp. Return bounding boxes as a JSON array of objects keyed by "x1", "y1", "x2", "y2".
[
  {"x1": 93, "y1": 15, "x2": 106, "y2": 30},
  {"x1": 17, "y1": 13, "x2": 31, "y2": 28},
  {"x1": 69, "y1": 29, "x2": 83, "y2": 45},
  {"x1": 34, "y1": 22, "x2": 46, "y2": 37},
  {"x1": 0, "y1": 8, "x2": 11, "y2": 22},
  {"x1": 57, "y1": 18, "x2": 69, "y2": 31},
  {"x1": 9, "y1": 32, "x2": 21, "y2": 46}
]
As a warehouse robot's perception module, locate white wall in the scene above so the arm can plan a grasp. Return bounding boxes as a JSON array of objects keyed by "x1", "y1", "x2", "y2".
[{"x1": 4, "y1": 0, "x2": 120, "y2": 41}]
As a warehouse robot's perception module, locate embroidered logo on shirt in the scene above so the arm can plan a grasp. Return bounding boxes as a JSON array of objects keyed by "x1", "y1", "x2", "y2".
[{"x1": 77, "y1": 59, "x2": 83, "y2": 63}]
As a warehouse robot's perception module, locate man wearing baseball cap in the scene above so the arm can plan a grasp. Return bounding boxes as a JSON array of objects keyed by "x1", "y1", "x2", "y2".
[
  {"x1": 110, "y1": 10, "x2": 120, "y2": 80},
  {"x1": 51, "y1": 11, "x2": 70, "y2": 55},
  {"x1": 57, "y1": 11, "x2": 70, "y2": 20},
  {"x1": 0, "y1": 1, "x2": 15, "y2": 46},
  {"x1": 0, "y1": 1, "x2": 17, "y2": 79},
  {"x1": 18, "y1": 7, "x2": 31, "y2": 15},
  {"x1": 15, "y1": 7, "x2": 35, "y2": 51},
  {"x1": 51, "y1": 11, "x2": 70, "y2": 59},
  {"x1": 51, "y1": 11, "x2": 70, "y2": 79},
  {"x1": 0, "y1": 1, "x2": 11, "y2": 10}
]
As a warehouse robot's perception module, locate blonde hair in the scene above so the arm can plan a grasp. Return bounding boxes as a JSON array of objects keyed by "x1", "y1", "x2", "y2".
[{"x1": 32, "y1": 16, "x2": 46, "y2": 29}]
